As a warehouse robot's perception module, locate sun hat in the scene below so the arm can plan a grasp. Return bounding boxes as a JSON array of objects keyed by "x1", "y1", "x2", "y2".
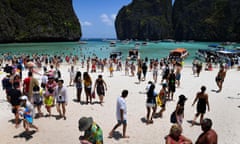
[
  {"x1": 78, "y1": 117, "x2": 93, "y2": 131},
  {"x1": 20, "y1": 95, "x2": 28, "y2": 100}
]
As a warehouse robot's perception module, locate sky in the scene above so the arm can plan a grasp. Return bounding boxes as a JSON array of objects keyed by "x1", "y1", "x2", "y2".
[
  {"x1": 73, "y1": 0, "x2": 175, "y2": 39},
  {"x1": 73, "y1": 0, "x2": 131, "y2": 39}
]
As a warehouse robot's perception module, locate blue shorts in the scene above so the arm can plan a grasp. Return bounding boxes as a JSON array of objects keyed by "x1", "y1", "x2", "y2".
[{"x1": 118, "y1": 120, "x2": 127, "y2": 125}]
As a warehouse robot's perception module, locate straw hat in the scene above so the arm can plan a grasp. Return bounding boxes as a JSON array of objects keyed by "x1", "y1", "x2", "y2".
[{"x1": 78, "y1": 117, "x2": 93, "y2": 131}]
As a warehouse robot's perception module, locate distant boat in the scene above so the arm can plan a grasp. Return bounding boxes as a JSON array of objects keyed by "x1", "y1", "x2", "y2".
[
  {"x1": 169, "y1": 48, "x2": 189, "y2": 59},
  {"x1": 142, "y1": 42, "x2": 148, "y2": 46},
  {"x1": 109, "y1": 41, "x2": 116, "y2": 47},
  {"x1": 128, "y1": 48, "x2": 140, "y2": 60},
  {"x1": 78, "y1": 41, "x2": 87, "y2": 44}
]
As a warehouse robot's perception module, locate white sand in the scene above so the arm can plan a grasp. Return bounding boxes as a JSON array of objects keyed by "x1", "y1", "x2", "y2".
[{"x1": 0, "y1": 63, "x2": 240, "y2": 144}]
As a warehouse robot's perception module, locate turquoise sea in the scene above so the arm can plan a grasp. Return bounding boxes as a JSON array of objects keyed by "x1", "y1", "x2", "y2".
[{"x1": 0, "y1": 39, "x2": 239, "y2": 64}]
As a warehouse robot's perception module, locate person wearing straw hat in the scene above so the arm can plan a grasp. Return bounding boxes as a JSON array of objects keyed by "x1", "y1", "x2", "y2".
[{"x1": 78, "y1": 117, "x2": 103, "y2": 144}]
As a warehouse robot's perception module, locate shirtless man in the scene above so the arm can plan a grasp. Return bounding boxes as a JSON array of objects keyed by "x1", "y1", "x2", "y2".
[
  {"x1": 215, "y1": 65, "x2": 226, "y2": 92},
  {"x1": 196, "y1": 118, "x2": 217, "y2": 144}
]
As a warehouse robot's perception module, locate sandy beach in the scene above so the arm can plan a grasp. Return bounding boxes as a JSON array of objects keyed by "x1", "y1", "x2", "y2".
[{"x1": 0, "y1": 62, "x2": 240, "y2": 144}]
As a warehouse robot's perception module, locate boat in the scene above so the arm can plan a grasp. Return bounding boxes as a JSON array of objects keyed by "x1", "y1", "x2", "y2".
[
  {"x1": 110, "y1": 51, "x2": 122, "y2": 60},
  {"x1": 169, "y1": 48, "x2": 189, "y2": 60},
  {"x1": 77, "y1": 41, "x2": 88, "y2": 44},
  {"x1": 128, "y1": 48, "x2": 140, "y2": 60},
  {"x1": 195, "y1": 44, "x2": 225, "y2": 62},
  {"x1": 109, "y1": 41, "x2": 116, "y2": 47}
]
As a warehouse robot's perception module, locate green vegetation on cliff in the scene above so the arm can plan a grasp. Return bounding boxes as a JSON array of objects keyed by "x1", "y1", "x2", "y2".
[
  {"x1": 115, "y1": 0, "x2": 173, "y2": 40},
  {"x1": 0, "y1": 0, "x2": 81, "y2": 43}
]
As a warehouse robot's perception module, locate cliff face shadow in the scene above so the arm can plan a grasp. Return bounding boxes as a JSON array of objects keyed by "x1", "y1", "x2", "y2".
[{"x1": 13, "y1": 130, "x2": 36, "y2": 141}]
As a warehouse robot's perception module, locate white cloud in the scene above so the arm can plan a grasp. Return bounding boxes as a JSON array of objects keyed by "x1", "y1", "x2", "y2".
[
  {"x1": 100, "y1": 13, "x2": 116, "y2": 26},
  {"x1": 81, "y1": 21, "x2": 92, "y2": 26}
]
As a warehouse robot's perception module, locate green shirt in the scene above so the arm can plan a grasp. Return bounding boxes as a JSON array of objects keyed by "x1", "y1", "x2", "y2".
[{"x1": 84, "y1": 122, "x2": 103, "y2": 144}]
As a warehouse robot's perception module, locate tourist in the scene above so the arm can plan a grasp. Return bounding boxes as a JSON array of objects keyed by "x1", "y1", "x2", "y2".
[
  {"x1": 175, "y1": 62, "x2": 182, "y2": 87},
  {"x1": 23, "y1": 71, "x2": 39, "y2": 103},
  {"x1": 136, "y1": 62, "x2": 142, "y2": 84},
  {"x1": 215, "y1": 65, "x2": 226, "y2": 92},
  {"x1": 74, "y1": 71, "x2": 82, "y2": 103},
  {"x1": 196, "y1": 118, "x2": 218, "y2": 144},
  {"x1": 142, "y1": 62, "x2": 148, "y2": 81},
  {"x1": 165, "y1": 124, "x2": 192, "y2": 144},
  {"x1": 196, "y1": 62, "x2": 203, "y2": 77},
  {"x1": 109, "y1": 90, "x2": 129, "y2": 138},
  {"x1": 167, "y1": 69, "x2": 176, "y2": 100},
  {"x1": 83, "y1": 72, "x2": 92, "y2": 104},
  {"x1": 44, "y1": 88, "x2": 54, "y2": 117},
  {"x1": 161, "y1": 64, "x2": 170, "y2": 83},
  {"x1": 145, "y1": 83, "x2": 157, "y2": 124},
  {"x1": 68, "y1": 65, "x2": 75, "y2": 86},
  {"x1": 156, "y1": 83, "x2": 168, "y2": 118},
  {"x1": 152, "y1": 60, "x2": 158, "y2": 83},
  {"x1": 54, "y1": 79, "x2": 68, "y2": 120},
  {"x1": 109, "y1": 61, "x2": 114, "y2": 77},
  {"x1": 93, "y1": 75, "x2": 107, "y2": 105},
  {"x1": 174, "y1": 95, "x2": 187, "y2": 126},
  {"x1": 191, "y1": 86, "x2": 210, "y2": 126},
  {"x1": 32, "y1": 85, "x2": 43, "y2": 117},
  {"x1": 7, "y1": 84, "x2": 22, "y2": 128},
  {"x1": 78, "y1": 116, "x2": 103, "y2": 144},
  {"x1": 19, "y1": 95, "x2": 39, "y2": 132}
]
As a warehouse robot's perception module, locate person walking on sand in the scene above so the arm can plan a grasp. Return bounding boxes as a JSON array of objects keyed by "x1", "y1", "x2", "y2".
[
  {"x1": 191, "y1": 86, "x2": 210, "y2": 126},
  {"x1": 74, "y1": 71, "x2": 82, "y2": 103},
  {"x1": 7, "y1": 84, "x2": 22, "y2": 128},
  {"x1": 93, "y1": 75, "x2": 107, "y2": 105},
  {"x1": 68, "y1": 65, "x2": 75, "y2": 86},
  {"x1": 215, "y1": 65, "x2": 226, "y2": 93},
  {"x1": 109, "y1": 90, "x2": 129, "y2": 139},
  {"x1": 54, "y1": 79, "x2": 68, "y2": 120},
  {"x1": 196, "y1": 118, "x2": 218, "y2": 144},
  {"x1": 145, "y1": 83, "x2": 157, "y2": 124},
  {"x1": 83, "y1": 72, "x2": 92, "y2": 104},
  {"x1": 174, "y1": 95, "x2": 187, "y2": 126},
  {"x1": 19, "y1": 96, "x2": 39, "y2": 132},
  {"x1": 156, "y1": 83, "x2": 168, "y2": 118}
]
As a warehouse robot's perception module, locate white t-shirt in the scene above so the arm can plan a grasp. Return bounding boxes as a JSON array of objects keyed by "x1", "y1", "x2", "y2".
[{"x1": 116, "y1": 96, "x2": 127, "y2": 121}]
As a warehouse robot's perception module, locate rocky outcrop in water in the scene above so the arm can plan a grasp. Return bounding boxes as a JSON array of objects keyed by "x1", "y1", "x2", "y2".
[
  {"x1": 173, "y1": 0, "x2": 240, "y2": 42},
  {"x1": 0, "y1": 0, "x2": 81, "y2": 43},
  {"x1": 115, "y1": 0, "x2": 173, "y2": 40}
]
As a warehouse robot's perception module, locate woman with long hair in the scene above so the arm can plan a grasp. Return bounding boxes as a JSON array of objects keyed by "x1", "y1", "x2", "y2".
[
  {"x1": 83, "y1": 72, "x2": 92, "y2": 104},
  {"x1": 146, "y1": 83, "x2": 157, "y2": 124},
  {"x1": 74, "y1": 71, "x2": 82, "y2": 103}
]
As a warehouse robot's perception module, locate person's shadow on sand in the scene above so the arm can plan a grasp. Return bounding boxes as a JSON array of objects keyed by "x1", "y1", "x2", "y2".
[
  {"x1": 187, "y1": 120, "x2": 201, "y2": 126},
  {"x1": 13, "y1": 130, "x2": 36, "y2": 141},
  {"x1": 108, "y1": 131, "x2": 122, "y2": 140}
]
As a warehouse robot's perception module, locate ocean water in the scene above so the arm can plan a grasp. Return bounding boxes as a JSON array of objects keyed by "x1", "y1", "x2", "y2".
[{"x1": 0, "y1": 39, "x2": 238, "y2": 64}]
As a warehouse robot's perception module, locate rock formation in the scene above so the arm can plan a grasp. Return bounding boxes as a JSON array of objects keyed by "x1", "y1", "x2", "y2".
[
  {"x1": 0, "y1": 0, "x2": 81, "y2": 43},
  {"x1": 115, "y1": 0, "x2": 173, "y2": 40}
]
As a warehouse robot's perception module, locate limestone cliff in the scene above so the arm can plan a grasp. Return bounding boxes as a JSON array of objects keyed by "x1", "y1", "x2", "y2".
[
  {"x1": 115, "y1": 0, "x2": 173, "y2": 40},
  {"x1": 0, "y1": 0, "x2": 81, "y2": 43},
  {"x1": 173, "y1": 0, "x2": 240, "y2": 41}
]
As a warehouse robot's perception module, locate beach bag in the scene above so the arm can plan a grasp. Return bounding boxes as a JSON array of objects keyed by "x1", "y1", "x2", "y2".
[
  {"x1": 156, "y1": 94, "x2": 162, "y2": 106},
  {"x1": 91, "y1": 91, "x2": 95, "y2": 99},
  {"x1": 170, "y1": 111, "x2": 177, "y2": 123}
]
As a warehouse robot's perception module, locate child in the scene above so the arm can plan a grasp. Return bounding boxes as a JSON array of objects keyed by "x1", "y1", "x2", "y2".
[
  {"x1": 44, "y1": 88, "x2": 54, "y2": 116},
  {"x1": 33, "y1": 85, "x2": 43, "y2": 117}
]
